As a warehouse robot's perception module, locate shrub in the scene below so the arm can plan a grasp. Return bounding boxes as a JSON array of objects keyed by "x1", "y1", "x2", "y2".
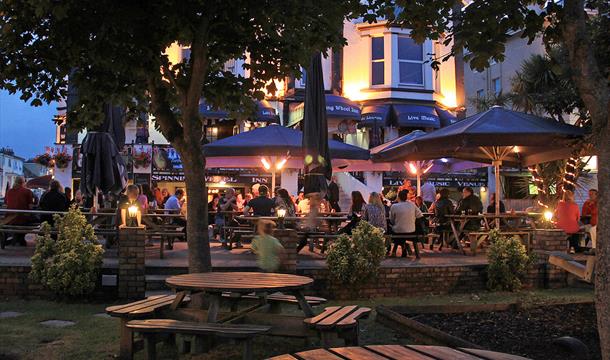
[
  {"x1": 486, "y1": 229, "x2": 535, "y2": 291},
  {"x1": 30, "y1": 207, "x2": 104, "y2": 297},
  {"x1": 326, "y1": 221, "x2": 386, "y2": 292}
]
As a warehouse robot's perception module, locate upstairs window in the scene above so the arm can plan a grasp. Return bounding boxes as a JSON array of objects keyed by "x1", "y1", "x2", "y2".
[
  {"x1": 492, "y1": 77, "x2": 502, "y2": 95},
  {"x1": 397, "y1": 36, "x2": 424, "y2": 86},
  {"x1": 371, "y1": 36, "x2": 384, "y2": 86}
]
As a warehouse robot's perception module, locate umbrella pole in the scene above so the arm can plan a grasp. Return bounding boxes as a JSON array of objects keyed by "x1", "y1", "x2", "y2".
[
  {"x1": 493, "y1": 160, "x2": 501, "y2": 228},
  {"x1": 416, "y1": 173, "x2": 421, "y2": 197},
  {"x1": 271, "y1": 169, "x2": 276, "y2": 197}
]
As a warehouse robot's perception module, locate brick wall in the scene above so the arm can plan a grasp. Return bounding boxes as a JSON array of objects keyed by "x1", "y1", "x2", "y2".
[
  {"x1": 300, "y1": 260, "x2": 567, "y2": 300},
  {"x1": 531, "y1": 229, "x2": 568, "y2": 252},
  {"x1": 0, "y1": 266, "x2": 50, "y2": 298},
  {"x1": 118, "y1": 228, "x2": 146, "y2": 299}
]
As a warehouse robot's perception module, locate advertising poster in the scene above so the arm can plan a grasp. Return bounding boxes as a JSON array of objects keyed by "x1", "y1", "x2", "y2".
[{"x1": 132, "y1": 144, "x2": 152, "y2": 174}]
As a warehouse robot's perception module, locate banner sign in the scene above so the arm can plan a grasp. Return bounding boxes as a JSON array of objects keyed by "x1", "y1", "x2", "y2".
[
  {"x1": 133, "y1": 144, "x2": 152, "y2": 174},
  {"x1": 383, "y1": 174, "x2": 488, "y2": 188}
]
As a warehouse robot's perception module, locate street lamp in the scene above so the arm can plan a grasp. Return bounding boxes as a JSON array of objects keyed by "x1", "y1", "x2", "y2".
[
  {"x1": 406, "y1": 160, "x2": 434, "y2": 196},
  {"x1": 260, "y1": 156, "x2": 288, "y2": 196}
]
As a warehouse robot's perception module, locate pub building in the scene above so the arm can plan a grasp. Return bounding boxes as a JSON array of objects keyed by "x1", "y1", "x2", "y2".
[{"x1": 50, "y1": 16, "x2": 517, "y2": 208}]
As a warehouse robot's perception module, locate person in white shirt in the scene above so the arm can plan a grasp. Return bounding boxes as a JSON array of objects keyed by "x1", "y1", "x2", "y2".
[
  {"x1": 420, "y1": 182, "x2": 436, "y2": 207},
  {"x1": 389, "y1": 189, "x2": 423, "y2": 257}
]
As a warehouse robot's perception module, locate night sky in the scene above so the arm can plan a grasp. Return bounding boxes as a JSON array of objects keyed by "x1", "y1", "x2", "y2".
[{"x1": 0, "y1": 90, "x2": 56, "y2": 159}]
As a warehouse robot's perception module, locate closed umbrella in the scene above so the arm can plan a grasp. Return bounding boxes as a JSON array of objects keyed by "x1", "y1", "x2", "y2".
[
  {"x1": 80, "y1": 104, "x2": 128, "y2": 201},
  {"x1": 372, "y1": 106, "x2": 586, "y2": 217},
  {"x1": 302, "y1": 53, "x2": 331, "y2": 197}
]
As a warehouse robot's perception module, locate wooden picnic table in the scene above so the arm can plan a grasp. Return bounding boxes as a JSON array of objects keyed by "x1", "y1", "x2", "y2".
[
  {"x1": 165, "y1": 272, "x2": 315, "y2": 323},
  {"x1": 268, "y1": 345, "x2": 531, "y2": 360}
]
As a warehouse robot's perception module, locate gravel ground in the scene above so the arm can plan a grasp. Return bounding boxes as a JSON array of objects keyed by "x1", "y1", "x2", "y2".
[{"x1": 414, "y1": 303, "x2": 600, "y2": 360}]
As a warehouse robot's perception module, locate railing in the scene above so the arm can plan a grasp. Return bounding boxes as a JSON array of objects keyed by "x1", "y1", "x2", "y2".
[{"x1": 335, "y1": 172, "x2": 372, "y2": 202}]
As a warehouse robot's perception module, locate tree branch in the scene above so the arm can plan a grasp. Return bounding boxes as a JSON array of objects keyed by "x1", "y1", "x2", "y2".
[
  {"x1": 146, "y1": 75, "x2": 184, "y2": 145},
  {"x1": 561, "y1": 0, "x2": 609, "y2": 140}
]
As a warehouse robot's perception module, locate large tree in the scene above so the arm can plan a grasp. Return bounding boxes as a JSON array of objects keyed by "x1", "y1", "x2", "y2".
[
  {"x1": 0, "y1": 0, "x2": 369, "y2": 272},
  {"x1": 382, "y1": 0, "x2": 609, "y2": 356}
]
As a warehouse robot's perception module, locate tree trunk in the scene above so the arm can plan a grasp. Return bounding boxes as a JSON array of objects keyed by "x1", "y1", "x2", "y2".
[{"x1": 595, "y1": 129, "x2": 610, "y2": 359}]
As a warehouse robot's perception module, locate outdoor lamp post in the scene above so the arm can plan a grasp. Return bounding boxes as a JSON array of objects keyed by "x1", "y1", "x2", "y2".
[
  {"x1": 260, "y1": 156, "x2": 288, "y2": 196},
  {"x1": 276, "y1": 208, "x2": 287, "y2": 229},
  {"x1": 406, "y1": 161, "x2": 434, "y2": 196},
  {"x1": 121, "y1": 203, "x2": 143, "y2": 228}
]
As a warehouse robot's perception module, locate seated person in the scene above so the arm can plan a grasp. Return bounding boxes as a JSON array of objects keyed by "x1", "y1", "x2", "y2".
[
  {"x1": 455, "y1": 186, "x2": 483, "y2": 231},
  {"x1": 388, "y1": 189, "x2": 423, "y2": 257},
  {"x1": 39, "y1": 180, "x2": 69, "y2": 226},
  {"x1": 244, "y1": 185, "x2": 275, "y2": 216}
]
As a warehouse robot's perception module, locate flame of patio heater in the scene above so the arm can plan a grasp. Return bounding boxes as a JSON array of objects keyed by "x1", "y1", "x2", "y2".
[
  {"x1": 261, "y1": 157, "x2": 271, "y2": 170},
  {"x1": 276, "y1": 158, "x2": 287, "y2": 170}
]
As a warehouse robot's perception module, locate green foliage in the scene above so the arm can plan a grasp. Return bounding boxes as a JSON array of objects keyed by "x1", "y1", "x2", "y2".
[
  {"x1": 486, "y1": 230, "x2": 535, "y2": 292},
  {"x1": 30, "y1": 207, "x2": 104, "y2": 297},
  {"x1": 326, "y1": 221, "x2": 386, "y2": 289}
]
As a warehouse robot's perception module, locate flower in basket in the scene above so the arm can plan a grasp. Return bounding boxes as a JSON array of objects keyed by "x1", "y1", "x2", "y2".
[
  {"x1": 53, "y1": 151, "x2": 73, "y2": 169},
  {"x1": 133, "y1": 150, "x2": 152, "y2": 169},
  {"x1": 33, "y1": 153, "x2": 53, "y2": 167}
]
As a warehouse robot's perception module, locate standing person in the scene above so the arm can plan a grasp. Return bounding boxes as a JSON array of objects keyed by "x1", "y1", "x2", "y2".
[
  {"x1": 4, "y1": 176, "x2": 34, "y2": 246},
  {"x1": 362, "y1": 192, "x2": 386, "y2": 232},
  {"x1": 216, "y1": 188, "x2": 238, "y2": 242},
  {"x1": 555, "y1": 189, "x2": 582, "y2": 253},
  {"x1": 581, "y1": 189, "x2": 598, "y2": 251},
  {"x1": 431, "y1": 188, "x2": 454, "y2": 249},
  {"x1": 455, "y1": 187, "x2": 483, "y2": 231},
  {"x1": 251, "y1": 220, "x2": 284, "y2": 272},
  {"x1": 486, "y1": 193, "x2": 506, "y2": 214},
  {"x1": 420, "y1": 181, "x2": 436, "y2": 208},
  {"x1": 348, "y1": 191, "x2": 366, "y2": 216},
  {"x1": 389, "y1": 189, "x2": 423, "y2": 257},
  {"x1": 326, "y1": 176, "x2": 341, "y2": 212},
  {"x1": 244, "y1": 185, "x2": 275, "y2": 216},
  {"x1": 275, "y1": 188, "x2": 296, "y2": 217},
  {"x1": 39, "y1": 180, "x2": 69, "y2": 226}
]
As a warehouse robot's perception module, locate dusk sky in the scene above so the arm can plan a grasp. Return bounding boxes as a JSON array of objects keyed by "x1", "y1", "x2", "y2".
[{"x1": 0, "y1": 90, "x2": 56, "y2": 159}]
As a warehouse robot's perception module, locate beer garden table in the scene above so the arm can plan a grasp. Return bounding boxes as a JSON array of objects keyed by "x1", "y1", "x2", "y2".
[{"x1": 165, "y1": 272, "x2": 315, "y2": 323}]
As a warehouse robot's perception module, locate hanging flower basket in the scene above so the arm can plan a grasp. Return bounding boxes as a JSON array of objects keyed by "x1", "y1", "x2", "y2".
[
  {"x1": 133, "y1": 151, "x2": 152, "y2": 169},
  {"x1": 53, "y1": 152, "x2": 73, "y2": 169},
  {"x1": 33, "y1": 153, "x2": 53, "y2": 167}
]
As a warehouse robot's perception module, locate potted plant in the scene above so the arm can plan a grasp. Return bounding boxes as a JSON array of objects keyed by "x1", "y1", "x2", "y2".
[
  {"x1": 33, "y1": 153, "x2": 53, "y2": 167},
  {"x1": 53, "y1": 151, "x2": 72, "y2": 169}
]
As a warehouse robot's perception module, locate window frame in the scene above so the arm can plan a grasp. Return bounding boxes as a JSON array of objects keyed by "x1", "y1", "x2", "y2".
[
  {"x1": 492, "y1": 77, "x2": 502, "y2": 95},
  {"x1": 370, "y1": 36, "x2": 385, "y2": 86},
  {"x1": 396, "y1": 35, "x2": 425, "y2": 87}
]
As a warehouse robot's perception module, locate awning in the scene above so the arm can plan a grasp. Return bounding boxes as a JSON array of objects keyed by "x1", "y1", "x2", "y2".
[
  {"x1": 436, "y1": 107, "x2": 458, "y2": 127},
  {"x1": 199, "y1": 100, "x2": 230, "y2": 120},
  {"x1": 199, "y1": 99, "x2": 279, "y2": 123},
  {"x1": 255, "y1": 100, "x2": 280, "y2": 123},
  {"x1": 361, "y1": 105, "x2": 391, "y2": 127},
  {"x1": 390, "y1": 104, "x2": 440, "y2": 128},
  {"x1": 289, "y1": 94, "x2": 360, "y2": 126}
]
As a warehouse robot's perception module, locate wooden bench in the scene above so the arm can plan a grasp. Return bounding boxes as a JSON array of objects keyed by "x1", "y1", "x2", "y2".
[
  {"x1": 126, "y1": 319, "x2": 270, "y2": 360},
  {"x1": 304, "y1": 305, "x2": 371, "y2": 348},
  {"x1": 222, "y1": 291, "x2": 327, "y2": 312},
  {"x1": 466, "y1": 231, "x2": 531, "y2": 255},
  {"x1": 106, "y1": 294, "x2": 190, "y2": 360},
  {"x1": 549, "y1": 252, "x2": 595, "y2": 283},
  {"x1": 385, "y1": 234, "x2": 423, "y2": 258}
]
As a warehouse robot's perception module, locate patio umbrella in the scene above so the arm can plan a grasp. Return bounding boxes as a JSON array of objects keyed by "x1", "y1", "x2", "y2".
[
  {"x1": 80, "y1": 104, "x2": 128, "y2": 199},
  {"x1": 26, "y1": 175, "x2": 53, "y2": 189},
  {"x1": 372, "y1": 106, "x2": 586, "y2": 216}
]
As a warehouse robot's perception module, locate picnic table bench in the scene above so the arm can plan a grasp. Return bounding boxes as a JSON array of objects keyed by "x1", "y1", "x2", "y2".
[
  {"x1": 304, "y1": 305, "x2": 371, "y2": 347},
  {"x1": 222, "y1": 292, "x2": 327, "y2": 312},
  {"x1": 268, "y1": 345, "x2": 531, "y2": 359},
  {"x1": 126, "y1": 319, "x2": 270, "y2": 360},
  {"x1": 106, "y1": 294, "x2": 190, "y2": 360}
]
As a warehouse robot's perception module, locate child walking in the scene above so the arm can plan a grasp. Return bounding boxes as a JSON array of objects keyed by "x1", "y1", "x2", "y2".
[{"x1": 251, "y1": 220, "x2": 285, "y2": 272}]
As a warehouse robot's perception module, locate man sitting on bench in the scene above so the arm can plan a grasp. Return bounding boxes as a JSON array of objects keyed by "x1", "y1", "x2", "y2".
[
  {"x1": 4, "y1": 176, "x2": 34, "y2": 246},
  {"x1": 388, "y1": 189, "x2": 423, "y2": 257}
]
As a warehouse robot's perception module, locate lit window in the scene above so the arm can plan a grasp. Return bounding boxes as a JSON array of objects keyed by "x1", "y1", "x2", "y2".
[
  {"x1": 492, "y1": 78, "x2": 502, "y2": 95},
  {"x1": 397, "y1": 36, "x2": 424, "y2": 86},
  {"x1": 206, "y1": 126, "x2": 219, "y2": 142},
  {"x1": 371, "y1": 37, "x2": 384, "y2": 86}
]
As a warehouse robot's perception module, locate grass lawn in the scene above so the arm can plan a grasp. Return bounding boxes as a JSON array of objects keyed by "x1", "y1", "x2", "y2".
[{"x1": 0, "y1": 288, "x2": 593, "y2": 359}]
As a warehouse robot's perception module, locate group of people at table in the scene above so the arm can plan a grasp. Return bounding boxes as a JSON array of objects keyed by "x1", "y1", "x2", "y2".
[{"x1": 1, "y1": 174, "x2": 599, "y2": 257}]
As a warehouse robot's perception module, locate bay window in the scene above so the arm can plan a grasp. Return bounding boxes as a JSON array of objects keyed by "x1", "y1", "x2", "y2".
[
  {"x1": 371, "y1": 36, "x2": 384, "y2": 85},
  {"x1": 397, "y1": 35, "x2": 424, "y2": 86}
]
